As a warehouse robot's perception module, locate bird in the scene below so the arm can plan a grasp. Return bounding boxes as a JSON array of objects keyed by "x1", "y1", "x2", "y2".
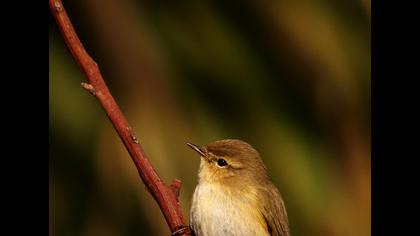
[{"x1": 186, "y1": 139, "x2": 290, "y2": 236}]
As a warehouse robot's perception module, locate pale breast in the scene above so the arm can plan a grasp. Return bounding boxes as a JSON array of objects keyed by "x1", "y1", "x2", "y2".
[{"x1": 190, "y1": 183, "x2": 270, "y2": 236}]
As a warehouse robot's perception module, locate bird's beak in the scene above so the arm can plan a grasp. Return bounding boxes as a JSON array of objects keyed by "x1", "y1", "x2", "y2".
[{"x1": 186, "y1": 142, "x2": 208, "y2": 159}]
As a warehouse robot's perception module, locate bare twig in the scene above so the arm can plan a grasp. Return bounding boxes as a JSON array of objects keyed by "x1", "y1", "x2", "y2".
[{"x1": 49, "y1": 1, "x2": 191, "y2": 235}]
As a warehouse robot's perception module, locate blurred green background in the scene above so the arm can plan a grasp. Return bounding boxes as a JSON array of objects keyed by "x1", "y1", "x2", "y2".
[{"x1": 49, "y1": 0, "x2": 370, "y2": 235}]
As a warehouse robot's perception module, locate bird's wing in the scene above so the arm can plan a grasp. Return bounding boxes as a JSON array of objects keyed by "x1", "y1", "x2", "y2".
[{"x1": 259, "y1": 185, "x2": 291, "y2": 236}]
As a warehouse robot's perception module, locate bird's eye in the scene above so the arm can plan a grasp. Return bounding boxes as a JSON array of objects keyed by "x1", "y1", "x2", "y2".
[{"x1": 216, "y1": 158, "x2": 227, "y2": 167}]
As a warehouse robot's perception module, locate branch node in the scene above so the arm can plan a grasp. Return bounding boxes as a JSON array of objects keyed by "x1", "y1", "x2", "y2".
[
  {"x1": 54, "y1": 1, "x2": 63, "y2": 12},
  {"x1": 170, "y1": 179, "x2": 182, "y2": 198},
  {"x1": 131, "y1": 134, "x2": 140, "y2": 144},
  {"x1": 126, "y1": 126, "x2": 140, "y2": 144},
  {"x1": 81, "y1": 82, "x2": 96, "y2": 95}
]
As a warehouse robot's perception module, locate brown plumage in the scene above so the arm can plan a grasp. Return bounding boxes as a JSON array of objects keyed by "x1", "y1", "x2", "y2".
[{"x1": 187, "y1": 139, "x2": 290, "y2": 236}]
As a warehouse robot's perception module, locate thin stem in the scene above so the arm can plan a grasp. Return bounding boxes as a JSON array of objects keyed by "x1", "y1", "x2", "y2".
[{"x1": 49, "y1": 1, "x2": 191, "y2": 235}]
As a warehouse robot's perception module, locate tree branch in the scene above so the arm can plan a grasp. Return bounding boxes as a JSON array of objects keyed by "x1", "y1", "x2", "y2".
[{"x1": 49, "y1": 1, "x2": 191, "y2": 235}]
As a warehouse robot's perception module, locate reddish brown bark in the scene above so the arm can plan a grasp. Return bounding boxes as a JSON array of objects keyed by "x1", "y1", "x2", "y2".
[{"x1": 49, "y1": 1, "x2": 190, "y2": 235}]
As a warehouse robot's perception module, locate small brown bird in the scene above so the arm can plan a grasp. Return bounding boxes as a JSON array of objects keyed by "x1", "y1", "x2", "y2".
[{"x1": 187, "y1": 139, "x2": 290, "y2": 236}]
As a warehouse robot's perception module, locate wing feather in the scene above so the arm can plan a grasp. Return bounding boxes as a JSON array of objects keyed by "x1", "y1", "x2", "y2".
[{"x1": 259, "y1": 184, "x2": 291, "y2": 236}]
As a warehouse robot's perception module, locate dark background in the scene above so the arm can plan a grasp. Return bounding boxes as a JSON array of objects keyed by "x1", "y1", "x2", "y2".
[{"x1": 49, "y1": 0, "x2": 371, "y2": 235}]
